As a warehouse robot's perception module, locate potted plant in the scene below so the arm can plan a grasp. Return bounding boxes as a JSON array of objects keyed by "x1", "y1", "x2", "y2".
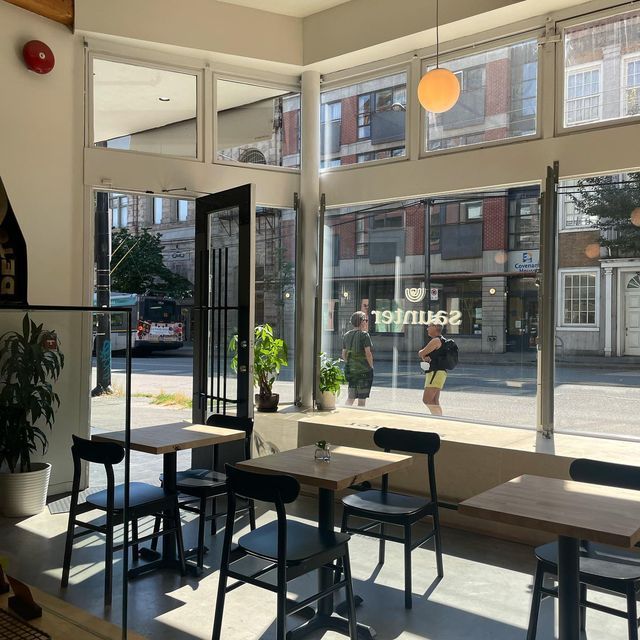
[
  {"x1": 318, "y1": 352, "x2": 345, "y2": 411},
  {"x1": 0, "y1": 314, "x2": 64, "y2": 517},
  {"x1": 230, "y1": 323, "x2": 288, "y2": 412}
]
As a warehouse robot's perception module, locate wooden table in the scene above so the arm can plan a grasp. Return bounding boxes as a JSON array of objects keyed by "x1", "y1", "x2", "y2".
[
  {"x1": 459, "y1": 474, "x2": 640, "y2": 640},
  {"x1": 93, "y1": 423, "x2": 244, "y2": 574},
  {"x1": 238, "y1": 444, "x2": 413, "y2": 640},
  {"x1": 0, "y1": 584, "x2": 146, "y2": 639}
]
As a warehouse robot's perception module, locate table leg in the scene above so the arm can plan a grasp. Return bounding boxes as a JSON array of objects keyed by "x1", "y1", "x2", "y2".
[
  {"x1": 130, "y1": 452, "x2": 180, "y2": 578},
  {"x1": 557, "y1": 535, "x2": 580, "y2": 640},
  {"x1": 287, "y1": 488, "x2": 375, "y2": 640},
  {"x1": 162, "y1": 452, "x2": 178, "y2": 564}
]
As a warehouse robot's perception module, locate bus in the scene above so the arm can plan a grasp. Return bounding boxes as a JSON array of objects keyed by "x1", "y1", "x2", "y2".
[{"x1": 100, "y1": 293, "x2": 185, "y2": 353}]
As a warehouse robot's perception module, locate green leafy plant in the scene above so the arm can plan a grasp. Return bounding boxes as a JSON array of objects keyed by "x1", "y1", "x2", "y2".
[
  {"x1": 570, "y1": 172, "x2": 640, "y2": 257},
  {"x1": 111, "y1": 227, "x2": 192, "y2": 298},
  {"x1": 230, "y1": 324, "x2": 288, "y2": 398},
  {"x1": 0, "y1": 314, "x2": 64, "y2": 473},
  {"x1": 318, "y1": 352, "x2": 345, "y2": 396}
]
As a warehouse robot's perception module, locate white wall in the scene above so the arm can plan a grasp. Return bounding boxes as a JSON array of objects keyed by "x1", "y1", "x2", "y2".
[
  {"x1": 76, "y1": 0, "x2": 303, "y2": 67},
  {"x1": 0, "y1": 2, "x2": 88, "y2": 493}
]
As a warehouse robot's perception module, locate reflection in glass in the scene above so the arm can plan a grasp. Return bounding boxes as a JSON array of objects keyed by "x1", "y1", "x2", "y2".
[
  {"x1": 322, "y1": 188, "x2": 540, "y2": 427},
  {"x1": 320, "y1": 72, "x2": 407, "y2": 168},
  {"x1": 216, "y1": 80, "x2": 300, "y2": 169},
  {"x1": 424, "y1": 39, "x2": 538, "y2": 151},
  {"x1": 564, "y1": 10, "x2": 640, "y2": 127},
  {"x1": 93, "y1": 59, "x2": 198, "y2": 158}
]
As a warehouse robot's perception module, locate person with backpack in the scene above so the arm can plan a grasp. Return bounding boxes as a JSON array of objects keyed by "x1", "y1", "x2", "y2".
[
  {"x1": 341, "y1": 311, "x2": 374, "y2": 407},
  {"x1": 418, "y1": 321, "x2": 458, "y2": 415}
]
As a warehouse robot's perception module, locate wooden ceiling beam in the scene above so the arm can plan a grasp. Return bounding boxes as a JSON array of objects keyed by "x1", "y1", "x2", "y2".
[{"x1": 3, "y1": 0, "x2": 73, "y2": 28}]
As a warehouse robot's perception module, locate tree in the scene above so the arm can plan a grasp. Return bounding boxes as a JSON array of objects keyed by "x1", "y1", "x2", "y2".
[
  {"x1": 571, "y1": 173, "x2": 640, "y2": 258},
  {"x1": 111, "y1": 228, "x2": 192, "y2": 298}
]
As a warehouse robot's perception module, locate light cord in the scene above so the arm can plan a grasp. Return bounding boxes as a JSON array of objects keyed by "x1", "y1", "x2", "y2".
[{"x1": 436, "y1": 0, "x2": 439, "y2": 68}]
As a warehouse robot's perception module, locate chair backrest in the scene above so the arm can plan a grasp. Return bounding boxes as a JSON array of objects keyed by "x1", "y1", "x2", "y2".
[
  {"x1": 71, "y1": 434, "x2": 125, "y2": 466},
  {"x1": 206, "y1": 415, "x2": 254, "y2": 469},
  {"x1": 220, "y1": 464, "x2": 299, "y2": 570},
  {"x1": 373, "y1": 427, "x2": 440, "y2": 503},
  {"x1": 70, "y1": 435, "x2": 124, "y2": 506},
  {"x1": 225, "y1": 463, "x2": 299, "y2": 504},
  {"x1": 374, "y1": 427, "x2": 440, "y2": 456},
  {"x1": 570, "y1": 458, "x2": 640, "y2": 491}
]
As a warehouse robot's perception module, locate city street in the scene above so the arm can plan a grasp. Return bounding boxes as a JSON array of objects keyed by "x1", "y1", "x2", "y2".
[{"x1": 92, "y1": 345, "x2": 640, "y2": 437}]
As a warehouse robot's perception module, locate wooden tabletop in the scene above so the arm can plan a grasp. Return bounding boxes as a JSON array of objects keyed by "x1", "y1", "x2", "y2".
[
  {"x1": 92, "y1": 422, "x2": 245, "y2": 455},
  {"x1": 459, "y1": 474, "x2": 640, "y2": 548},
  {"x1": 237, "y1": 445, "x2": 413, "y2": 491},
  {"x1": 0, "y1": 584, "x2": 146, "y2": 639}
]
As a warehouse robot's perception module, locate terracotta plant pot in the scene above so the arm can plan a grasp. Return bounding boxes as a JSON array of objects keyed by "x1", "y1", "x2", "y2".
[
  {"x1": 318, "y1": 391, "x2": 336, "y2": 411},
  {"x1": 256, "y1": 393, "x2": 279, "y2": 412},
  {"x1": 0, "y1": 462, "x2": 52, "y2": 517}
]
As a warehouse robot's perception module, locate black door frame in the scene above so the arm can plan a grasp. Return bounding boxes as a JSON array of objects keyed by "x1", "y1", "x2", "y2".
[{"x1": 192, "y1": 184, "x2": 255, "y2": 468}]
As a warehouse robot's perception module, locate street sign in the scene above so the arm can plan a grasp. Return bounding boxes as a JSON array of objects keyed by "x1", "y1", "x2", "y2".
[{"x1": 430, "y1": 287, "x2": 438, "y2": 301}]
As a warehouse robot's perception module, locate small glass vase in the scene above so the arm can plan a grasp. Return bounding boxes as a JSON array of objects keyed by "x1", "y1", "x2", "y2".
[{"x1": 314, "y1": 446, "x2": 331, "y2": 462}]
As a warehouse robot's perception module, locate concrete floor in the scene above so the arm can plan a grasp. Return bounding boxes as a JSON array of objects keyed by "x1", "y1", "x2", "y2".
[{"x1": 0, "y1": 489, "x2": 630, "y2": 640}]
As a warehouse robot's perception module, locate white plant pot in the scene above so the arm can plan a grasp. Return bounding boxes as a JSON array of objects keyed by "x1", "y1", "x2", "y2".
[
  {"x1": 318, "y1": 391, "x2": 336, "y2": 411},
  {"x1": 0, "y1": 462, "x2": 52, "y2": 517}
]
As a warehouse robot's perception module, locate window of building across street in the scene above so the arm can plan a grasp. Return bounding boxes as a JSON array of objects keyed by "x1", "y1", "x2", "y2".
[
  {"x1": 508, "y1": 190, "x2": 539, "y2": 250},
  {"x1": 624, "y1": 56, "x2": 640, "y2": 116},
  {"x1": 109, "y1": 193, "x2": 128, "y2": 228},
  {"x1": 563, "y1": 10, "x2": 640, "y2": 127},
  {"x1": 178, "y1": 199, "x2": 189, "y2": 222},
  {"x1": 153, "y1": 197, "x2": 163, "y2": 224},
  {"x1": 561, "y1": 271, "x2": 597, "y2": 325},
  {"x1": 565, "y1": 65, "x2": 602, "y2": 125}
]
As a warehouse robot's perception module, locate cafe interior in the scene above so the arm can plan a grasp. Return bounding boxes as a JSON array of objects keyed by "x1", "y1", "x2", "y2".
[{"x1": 1, "y1": 0, "x2": 640, "y2": 639}]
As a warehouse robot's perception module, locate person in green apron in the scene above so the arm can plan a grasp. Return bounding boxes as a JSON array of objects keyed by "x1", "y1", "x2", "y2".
[{"x1": 341, "y1": 311, "x2": 374, "y2": 407}]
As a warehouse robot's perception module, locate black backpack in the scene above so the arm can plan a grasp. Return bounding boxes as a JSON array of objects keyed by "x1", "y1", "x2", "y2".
[{"x1": 440, "y1": 337, "x2": 459, "y2": 370}]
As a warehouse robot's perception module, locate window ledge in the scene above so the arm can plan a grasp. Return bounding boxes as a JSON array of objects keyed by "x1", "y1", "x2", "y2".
[{"x1": 254, "y1": 406, "x2": 640, "y2": 545}]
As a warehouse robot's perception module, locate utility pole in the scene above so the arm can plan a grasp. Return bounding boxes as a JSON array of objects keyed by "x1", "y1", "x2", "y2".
[{"x1": 92, "y1": 191, "x2": 113, "y2": 396}]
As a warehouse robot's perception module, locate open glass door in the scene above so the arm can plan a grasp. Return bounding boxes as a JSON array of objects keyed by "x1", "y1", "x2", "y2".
[{"x1": 192, "y1": 184, "x2": 255, "y2": 467}]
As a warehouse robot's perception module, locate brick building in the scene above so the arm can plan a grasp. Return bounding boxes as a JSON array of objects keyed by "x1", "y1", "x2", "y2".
[{"x1": 322, "y1": 187, "x2": 541, "y2": 359}]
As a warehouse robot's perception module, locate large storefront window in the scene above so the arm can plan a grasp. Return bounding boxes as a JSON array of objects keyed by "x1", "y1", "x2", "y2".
[
  {"x1": 424, "y1": 39, "x2": 538, "y2": 152},
  {"x1": 216, "y1": 79, "x2": 301, "y2": 169},
  {"x1": 554, "y1": 174, "x2": 640, "y2": 436},
  {"x1": 320, "y1": 72, "x2": 407, "y2": 168},
  {"x1": 563, "y1": 10, "x2": 640, "y2": 127},
  {"x1": 254, "y1": 207, "x2": 297, "y2": 401},
  {"x1": 92, "y1": 59, "x2": 198, "y2": 158},
  {"x1": 321, "y1": 188, "x2": 540, "y2": 427}
]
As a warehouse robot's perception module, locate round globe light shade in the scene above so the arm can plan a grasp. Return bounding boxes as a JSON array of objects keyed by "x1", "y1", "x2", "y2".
[{"x1": 417, "y1": 68, "x2": 461, "y2": 113}]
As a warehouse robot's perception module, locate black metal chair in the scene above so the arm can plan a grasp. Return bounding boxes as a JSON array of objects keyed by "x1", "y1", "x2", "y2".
[
  {"x1": 61, "y1": 435, "x2": 186, "y2": 606},
  {"x1": 150, "y1": 416, "x2": 256, "y2": 569},
  {"x1": 527, "y1": 458, "x2": 640, "y2": 640},
  {"x1": 212, "y1": 464, "x2": 358, "y2": 640},
  {"x1": 339, "y1": 427, "x2": 443, "y2": 609}
]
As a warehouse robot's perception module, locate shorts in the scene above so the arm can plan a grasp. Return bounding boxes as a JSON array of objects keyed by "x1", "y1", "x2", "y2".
[
  {"x1": 347, "y1": 370, "x2": 373, "y2": 399},
  {"x1": 425, "y1": 370, "x2": 447, "y2": 390}
]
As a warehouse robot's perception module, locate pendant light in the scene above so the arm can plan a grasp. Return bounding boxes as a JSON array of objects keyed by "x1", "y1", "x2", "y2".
[{"x1": 417, "y1": 0, "x2": 460, "y2": 113}]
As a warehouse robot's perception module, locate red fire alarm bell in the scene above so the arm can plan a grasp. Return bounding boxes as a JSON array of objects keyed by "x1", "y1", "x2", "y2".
[{"x1": 23, "y1": 40, "x2": 55, "y2": 74}]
